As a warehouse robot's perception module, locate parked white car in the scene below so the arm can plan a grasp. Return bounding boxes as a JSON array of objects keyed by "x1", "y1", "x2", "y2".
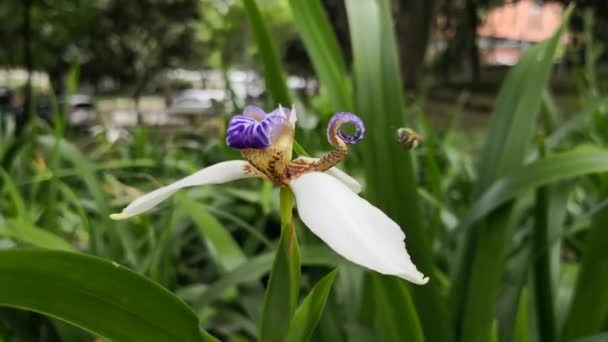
[{"x1": 168, "y1": 89, "x2": 225, "y2": 116}]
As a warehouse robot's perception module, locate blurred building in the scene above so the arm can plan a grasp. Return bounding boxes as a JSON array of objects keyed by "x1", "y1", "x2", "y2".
[{"x1": 477, "y1": 0, "x2": 566, "y2": 65}]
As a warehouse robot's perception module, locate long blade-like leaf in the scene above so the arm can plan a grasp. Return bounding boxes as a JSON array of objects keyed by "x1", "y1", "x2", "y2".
[
  {"x1": 178, "y1": 195, "x2": 246, "y2": 272},
  {"x1": 0, "y1": 249, "x2": 217, "y2": 342},
  {"x1": 531, "y1": 143, "x2": 556, "y2": 342},
  {"x1": 360, "y1": 274, "x2": 425, "y2": 342},
  {"x1": 562, "y1": 205, "x2": 608, "y2": 340},
  {"x1": 242, "y1": 0, "x2": 291, "y2": 106},
  {"x1": 3, "y1": 219, "x2": 76, "y2": 252},
  {"x1": 287, "y1": 0, "x2": 351, "y2": 112},
  {"x1": 259, "y1": 188, "x2": 300, "y2": 342},
  {"x1": 285, "y1": 269, "x2": 338, "y2": 342},
  {"x1": 513, "y1": 288, "x2": 529, "y2": 342},
  {"x1": 192, "y1": 245, "x2": 337, "y2": 309},
  {"x1": 459, "y1": 145, "x2": 608, "y2": 231},
  {"x1": 454, "y1": 8, "x2": 573, "y2": 342},
  {"x1": 345, "y1": 0, "x2": 451, "y2": 340}
]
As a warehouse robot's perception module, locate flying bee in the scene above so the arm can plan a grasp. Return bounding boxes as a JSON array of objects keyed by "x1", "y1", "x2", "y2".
[{"x1": 396, "y1": 127, "x2": 422, "y2": 150}]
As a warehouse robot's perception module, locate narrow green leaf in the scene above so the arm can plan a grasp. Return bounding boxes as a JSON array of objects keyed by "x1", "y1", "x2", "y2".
[
  {"x1": 513, "y1": 288, "x2": 529, "y2": 342},
  {"x1": 0, "y1": 169, "x2": 28, "y2": 219},
  {"x1": 0, "y1": 249, "x2": 217, "y2": 342},
  {"x1": 293, "y1": 140, "x2": 310, "y2": 157},
  {"x1": 531, "y1": 144, "x2": 557, "y2": 342},
  {"x1": 3, "y1": 219, "x2": 76, "y2": 252},
  {"x1": 544, "y1": 97, "x2": 608, "y2": 151},
  {"x1": 37, "y1": 136, "x2": 109, "y2": 255},
  {"x1": 192, "y1": 245, "x2": 336, "y2": 309},
  {"x1": 285, "y1": 269, "x2": 338, "y2": 342},
  {"x1": 562, "y1": 204, "x2": 608, "y2": 340},
  {"x1": 459, "y1": 209, "x2": 513, "y2": 342},
  {"x1": 360, "y1": 274, "x2": 424, "y2": 342},
  {"x1": 490, "y1": 319, "x2": 499, "y2": 342},
  {"x1": 259, "y1": 188, "x2": 300, "y2": 342},
  {"x1": 454, "y1": 9, "x2": 573, "y2": 342},
  {"x1": 460, "y1": 145, "x2": 608, "y2": 232},
  {"x1": 206, "y1": 206, "x2": 273, "y2": 248},
  {"x1": 556, "y1": 264, "x2": 579, "y2": 331},
  {"x1": 242, "y1": 0, "x2": 291, "y2": 106},
  {"x1": 573, "y1": 333, "x2": 608, "y2": 342},
  {"x1": 65, "y1": 63, "x2": 80, "y2": 96},
  {"x1": 52, "y1": 318, "x2": 93, "y2": 342},
  {"x1": 473, "y1": 5, "x2": 572, "y2": 193},
  {"x1": 345, "y1": 0, "x2": 451, "y2": 340},
  {"x1": 287, "y1": 0, "x2": 351, "y2": 111},
  {"x1": 532, "y1": 140, "x2": 557, "y2": 341},
  {"x1": 21, "y1": 159, "x2": 159, "y2": 186},
  {"x1": 178, "y1": 195, "x2": 246, "y2": 272}
]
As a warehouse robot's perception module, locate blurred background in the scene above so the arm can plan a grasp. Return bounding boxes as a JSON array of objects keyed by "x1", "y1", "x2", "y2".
[{"x1": 1, "y1": 0, "x2": 608, "y2": 341}]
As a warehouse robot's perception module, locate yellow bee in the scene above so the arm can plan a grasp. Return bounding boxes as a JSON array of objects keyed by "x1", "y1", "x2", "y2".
[{"x1": 396, "y1": 127, "x2": 422, "y2": 150}]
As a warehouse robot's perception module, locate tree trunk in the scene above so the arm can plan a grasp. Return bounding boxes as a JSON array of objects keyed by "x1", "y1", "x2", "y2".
[
  {"x1": 394, "y1": 0, "x2": 437, "y2": 90},
  {"x1": 132, "y1": 67, "x2": 155, "y2": 125},
  {"x1": 134, "y1": 95, "x2": 142, "y2": 125},
  {"x1": 465, "y1": 0, "x2": 480, "y2": 84},
  {"x1": 19, "y1": 0, "x2": 33, "y2": 132}
]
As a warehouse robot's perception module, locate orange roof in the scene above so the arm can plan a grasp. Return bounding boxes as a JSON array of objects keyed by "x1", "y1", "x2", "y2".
[{"x1": 477, "y1": 0, "x2": 564, "y2": 42}]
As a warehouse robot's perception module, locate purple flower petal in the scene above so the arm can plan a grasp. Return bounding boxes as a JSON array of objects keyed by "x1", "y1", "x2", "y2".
[
  {"x1": 268, "y1": 106, "x2": 291, "y2": 119},
  {"x1": 327, "y1": 112, "x2": 365, "y2": 145},
  {"x1": 243, "y1": 105, "x2": 267, "y2": 121},
  {"x1": 226, "y1": 109, "x2": 288, "y2": 150}
]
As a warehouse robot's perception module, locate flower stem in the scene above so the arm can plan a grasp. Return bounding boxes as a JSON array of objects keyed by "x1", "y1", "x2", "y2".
[
  {"x1": 279, "y1": 186, "x2": 299, "y2": 268},
  {"x1": 280, "y1": 186, "x2": 295, "y2": 234},
  {"x1": 258, "y1": 187, "x2": 300, "y2": 342}
]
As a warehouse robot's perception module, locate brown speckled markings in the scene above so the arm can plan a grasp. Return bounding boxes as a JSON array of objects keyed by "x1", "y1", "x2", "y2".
[
  {"x1": 286, "y1": 159, "x2": 311, "y2": 177},
  {"x1": 241, "y1": 124, "x2": 351, "y2": 185},
  {"x1": 242, "y1": 148, "x2": 289, "y2": 185},
  {"x1": 315, "y1": 147, "x2": 347, "y2": 172},
  {"x1": 243, "y1": 162, "x2": 270, "y2": 181},
  {"x1": 286, "y1": 145, "x2": 348, "y2": 180}
]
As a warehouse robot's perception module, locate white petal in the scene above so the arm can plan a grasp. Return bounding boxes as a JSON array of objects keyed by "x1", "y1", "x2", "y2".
[
  {"x1": 325, "y1": 167, "x2": 362, "y2": 194},
  {"x1": 290, "y1": 172, "x2": 428, "y2": 284},
  {"x1": 292, "y1": 156, "x2": 362, "y2": 194},
  {"x1": 111, "y1": 160, "x2": 255, "y2": 220},
  {"x1": 289, "y1": 105, "x2": 297, "y2": 125}
]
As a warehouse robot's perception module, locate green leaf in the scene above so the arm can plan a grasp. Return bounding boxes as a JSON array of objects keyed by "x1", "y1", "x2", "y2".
[
  {"x1": 37, "y1": 136, "x2": 110, "y2": 256},
  {"x1": 65, "y1": 63, "x2": 80, "y2": 96},
  {"x1": 344, "y1": 0, "x2": 451, "y2": 340},
  {"x1": 473, "y1": 6, "x2": 572, "y2": 193},
  {"x1": 453, "y1": 8, "x2": 573, "y2": 342},
  {"x1": 556, "y1": 263, "x2": 579, "y2": 331},
  {"x1": 573, "y1": 333, "x2": 608, "y2": 342},
  {"x1": 287, "y1": 0, "x2": 351, "y2": 112},
  {"x1": 2, "y1": 219, "x2": 76, "y2": 252},
  {"x1": 513, "y1": 288, "x2": 529, "y2": 342},
  {"x1": 562, "y1": 204, "x2": 608, "y2": 340},
  {"x1": 178, "y1": 195, "x2": 246, "y2": 272},
  {"x1": 360, "y1": 274, "x2": 424, "y2": 342},
  {"x1": 285, "y1": 269, "x2": 338, "y2": 342},
  {"x1": 242, "y1": 0, "x2": 291, "y2": 106},
  {"x1": 460, "y1": 145, "x2": 608, "y2": 231},
  {"x1": 259, "y1": 188, "x2": 300, "y2": 342},
  {"x1": 0, "y1": 168, "x2": 28, "y2": 219},
  {"x1": 531, "y1": 170, "x2": 556, "y2": 342},
  {"x1": 192, "y1": 245, "x2": 337, "y2": 309},
  {"x1": 0, "y1": 249, "x2": 217, "y2": 342}
]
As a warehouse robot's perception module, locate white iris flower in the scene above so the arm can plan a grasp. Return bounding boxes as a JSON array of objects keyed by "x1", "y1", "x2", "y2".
[{"x1": 111, "y1": 105, "x2": 428, "y2": 285}]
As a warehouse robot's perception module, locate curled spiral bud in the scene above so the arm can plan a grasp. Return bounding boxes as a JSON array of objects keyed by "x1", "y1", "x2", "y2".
[{"x1": 327, "y1": 112, "x2": 365, "y2": 146}]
